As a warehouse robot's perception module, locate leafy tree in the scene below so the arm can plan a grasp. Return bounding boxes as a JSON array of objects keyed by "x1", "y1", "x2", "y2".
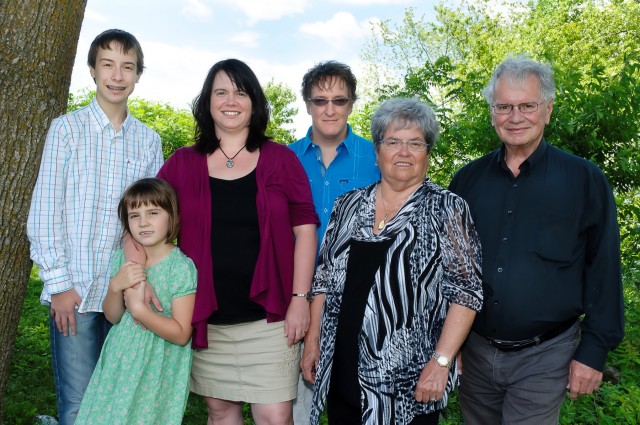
[
  {"x1": 264, "y1": 79, "x2": 298, "y2": 144},
  {"x1": 0, "y1": 0, "x2": 87, "y2": 419},
  {"x1": 360, "y1": 0, "x2": 640, "y2": 191}
]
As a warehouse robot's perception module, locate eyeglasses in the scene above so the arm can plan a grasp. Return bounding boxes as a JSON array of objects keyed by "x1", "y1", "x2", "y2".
[
  {"x1": 379, "y1": 138, "x2": 429, "y2": 152},
  {"x1": 307, "y1": 97, "x2": 351, "y2": 107},
  {"x1": 491, "y1": 102, "x2": 543, "y2": 114}
]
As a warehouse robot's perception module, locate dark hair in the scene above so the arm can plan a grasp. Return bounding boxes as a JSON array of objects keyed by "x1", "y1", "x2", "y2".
[
  {"x1": 371, "y1": 97, "x2": 440, "y2": 150},
  {"x1": 87, "y1": 29, "x2": 144, "y2": 75},
  {"x1": 192, "y1": 59, "x2": 270, "y2": 154},
  {"x1": 301, "y1": 61, "x2": 357, "y2": 102},
  {"x1": 118, "y1": 178, "x2": 180, "y2": 243}
]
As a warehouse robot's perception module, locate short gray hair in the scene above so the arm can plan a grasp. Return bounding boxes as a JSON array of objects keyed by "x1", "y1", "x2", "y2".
[
  {"x1": 483, "y1": 56, "x2": 556, "y2": 104},
  {"x1": 371, "y1": 97, "x2": 440, "y2": 149}
]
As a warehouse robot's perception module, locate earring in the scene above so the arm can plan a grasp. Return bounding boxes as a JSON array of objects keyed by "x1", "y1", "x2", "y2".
[{"x1": 375, "y1": 159, "x2": 378, "y2": 166}]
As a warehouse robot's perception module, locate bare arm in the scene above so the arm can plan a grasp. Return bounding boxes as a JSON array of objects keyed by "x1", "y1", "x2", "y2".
[
  {"x1": 414, "y1": 303, "x2": 477, "y2": 402},
  {"x1": 284, "y1": 223, "x2": 317, "y2": 347},
  {"x1": 301, "y1": 293, "x2": 325, "y2": 383},
  {"x1": 125, "y1": 282, "x2": 195, "y2": 346}
]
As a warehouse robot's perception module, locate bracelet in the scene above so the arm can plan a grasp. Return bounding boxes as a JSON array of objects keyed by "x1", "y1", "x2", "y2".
[{"x1": 292, "y1": 292, "x2": 312, "y2": 302}]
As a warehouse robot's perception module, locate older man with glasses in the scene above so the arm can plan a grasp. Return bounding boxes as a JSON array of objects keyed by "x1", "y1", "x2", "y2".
[
  {"x1": 288, "y1": 61, "x2": 380, "y2": 424},
  {"x1": 449, "y1": 56, "x2": 624, "y2": 425}
]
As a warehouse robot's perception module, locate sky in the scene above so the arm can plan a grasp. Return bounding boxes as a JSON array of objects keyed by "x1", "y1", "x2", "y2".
[{"x1": 70, "y1": 0, "x2": 436, "y2": 139}]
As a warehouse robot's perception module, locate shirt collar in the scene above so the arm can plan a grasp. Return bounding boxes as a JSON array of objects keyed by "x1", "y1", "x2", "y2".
[
  {"x1": 301, "y1": 124, "x2": 356, "y2": 154},
  {"x1": 88, "y1": 97, "x2": 132, "y2": 133},
  {"x1": 495, "y1": 138, "x2": 548, "y2": 172}
]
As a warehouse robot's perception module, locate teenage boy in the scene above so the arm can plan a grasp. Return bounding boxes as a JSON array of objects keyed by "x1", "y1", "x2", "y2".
[{"x1": 27, "y1": 29, "x2": 163, "y2": 424}]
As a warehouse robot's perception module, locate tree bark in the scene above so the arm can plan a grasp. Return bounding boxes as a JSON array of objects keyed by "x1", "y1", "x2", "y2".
[{"x1": 0, "y1": 0, "x2": 87, "y2": 420}]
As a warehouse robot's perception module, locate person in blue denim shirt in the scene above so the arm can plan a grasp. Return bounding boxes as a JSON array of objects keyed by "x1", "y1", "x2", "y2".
[{"x1": 288, "y1": 60, "x2": 379, "y2": 425}]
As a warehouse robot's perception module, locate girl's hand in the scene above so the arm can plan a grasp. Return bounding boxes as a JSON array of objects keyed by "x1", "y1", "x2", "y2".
[
  {"x1": 110, "y1": 261, "x2": 146, "y2": 293},
  {"x1": 284, "y1": 297, "x2": 310, "y2": 347},
  {"x1": 124, "y1": 280, "x2": 148, "y2": 317}
]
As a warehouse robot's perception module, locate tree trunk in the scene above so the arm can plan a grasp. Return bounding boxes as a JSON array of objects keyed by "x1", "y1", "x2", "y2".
[{"x1": 0, "y1": 0, "x2": 87, "y2": 420}]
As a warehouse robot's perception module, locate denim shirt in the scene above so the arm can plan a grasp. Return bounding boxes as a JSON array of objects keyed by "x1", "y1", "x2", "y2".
[{"x1": 289, "y1": 124, "x2": 380, "y2": 246}]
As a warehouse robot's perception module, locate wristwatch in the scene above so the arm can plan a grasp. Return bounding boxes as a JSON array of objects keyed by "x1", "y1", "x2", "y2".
[{"x1": 431, "y1": 352, "x2": 451, "y2": 369}]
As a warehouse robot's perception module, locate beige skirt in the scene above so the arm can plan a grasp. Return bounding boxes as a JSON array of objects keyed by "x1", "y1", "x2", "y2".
[{"x1": 191, "y1": 319, "x2": 301, "y2": 403}]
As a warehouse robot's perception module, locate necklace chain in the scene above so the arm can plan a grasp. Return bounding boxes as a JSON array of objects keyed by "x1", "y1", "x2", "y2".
[
  {"x1": 219, "y1": 145, "x2": 246, "y2": 168},
  {"x1": 377, "y1": 184, "x2": 404, "y2": 230}
]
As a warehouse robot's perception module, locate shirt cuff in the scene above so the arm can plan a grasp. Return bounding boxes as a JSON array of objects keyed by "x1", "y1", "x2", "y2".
[
  {"x1": 39, "y1": 267, "x2": 73, "y2": 295},
  {"x1": 572, "y1": 341, "x2": 610, "y2": 372}
]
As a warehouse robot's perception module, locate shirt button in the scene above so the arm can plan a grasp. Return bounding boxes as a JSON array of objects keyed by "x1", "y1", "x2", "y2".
[
  {"x1": 494, "y1": 300, "x2": 499, "y2": 305},
  {"x1": 507, "y1": 210, "x2": 513, "y2": 215},
  {"x1": 513, "y1": 183, "x2": 518, "y2": 188},
  {"x1": 497, "y1": 267, "x2": 503, "y2": 272},
  {"x1": 325, "y1": 181, "x2": 329, "y2": 186},
  {"x1": 502, "y1": 237, "x2": 508, "y2": 242},
  {"x1": 323, "y1": 208, "x2": 328, "y2": 213}
]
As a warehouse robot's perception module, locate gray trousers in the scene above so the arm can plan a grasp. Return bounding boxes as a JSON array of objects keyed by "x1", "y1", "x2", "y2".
[{"x1": 459, "y1": 322, "x2": 579, "y2": 425}]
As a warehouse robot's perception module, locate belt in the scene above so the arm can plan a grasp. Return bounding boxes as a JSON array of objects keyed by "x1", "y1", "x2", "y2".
[{"x1": 486, "y1": 319, "x2": 577, "y2": 352}]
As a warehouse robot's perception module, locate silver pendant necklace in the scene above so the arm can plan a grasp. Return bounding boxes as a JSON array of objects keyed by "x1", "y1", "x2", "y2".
[{"x1": 219, "y1": 145, "x2": 246, "y2": 168}]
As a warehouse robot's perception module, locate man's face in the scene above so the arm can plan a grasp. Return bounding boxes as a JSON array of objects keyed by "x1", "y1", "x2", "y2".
[
  {"x1": 90, "y1": 41, "x2": 140, "y2": 109},
  {"x1": 491, "y1": 74, "x2": 553, "y2": 153},
  {"x1": 306, "y1": 77, "x2": 353, "y2": 144}
]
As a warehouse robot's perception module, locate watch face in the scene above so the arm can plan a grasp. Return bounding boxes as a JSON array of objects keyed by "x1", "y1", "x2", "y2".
[{"x1": 437, "y1": 356, "x2": 448, "y2": 367}]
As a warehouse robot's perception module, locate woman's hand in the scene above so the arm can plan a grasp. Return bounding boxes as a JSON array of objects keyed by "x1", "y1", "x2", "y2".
[
  {"x1": 414, "y1": 358, "x2": 449, "y2": 403},
  {"x1": 301, "y1": 330, "x2": 320, "y2": 384},
  {"x1": 284, "y1": 297, "x2": 310, "y2": 347}
]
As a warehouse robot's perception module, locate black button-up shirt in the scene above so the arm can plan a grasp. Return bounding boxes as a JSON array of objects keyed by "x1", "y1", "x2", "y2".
[{"x1": 449, "y1": 139, "x2": 624, "y2": 371}]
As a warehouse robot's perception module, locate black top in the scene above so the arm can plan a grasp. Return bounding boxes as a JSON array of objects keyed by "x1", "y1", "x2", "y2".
[
  {"x1": 208, "y1": 169, "x2": 264, "y2": 324},
  {"x1": 330, "y1": 238, "x2": 392, "y2": 407},
  {"x1": 449, "y1": 139, "x2": 624, "y2": 371}
]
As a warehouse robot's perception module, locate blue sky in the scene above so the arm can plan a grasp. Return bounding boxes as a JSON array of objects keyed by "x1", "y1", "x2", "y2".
[{"x1": 70, "y1": 0, "x2": 436, "y2": 138}]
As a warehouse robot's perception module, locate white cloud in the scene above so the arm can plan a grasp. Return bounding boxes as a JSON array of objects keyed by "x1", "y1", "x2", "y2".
[
  {"x1": 299, "y1": 12, "x2": 374, "y2": 51},
  {"x1": 181, "y1": 0, "x2": 213, "y2": 21},
  {"x1": 84, "y1": 9, "x2": 109, "y2": 23},
  {"x1": 223, "y1": 0, "x2": 310, "y2": 25},
  {"x1": 228, "y1": 31, "x2": 261, "y2": 49}
]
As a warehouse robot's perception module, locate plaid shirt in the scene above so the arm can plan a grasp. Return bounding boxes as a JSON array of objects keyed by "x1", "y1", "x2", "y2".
[{"x1": 27, "y1": 98, "x2": 163, "y2": 312}]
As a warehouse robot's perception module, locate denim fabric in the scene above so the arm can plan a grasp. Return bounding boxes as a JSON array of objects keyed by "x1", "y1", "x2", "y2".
[{"x1": 49, "y1": 311, "x2": 111, "y2": 425}]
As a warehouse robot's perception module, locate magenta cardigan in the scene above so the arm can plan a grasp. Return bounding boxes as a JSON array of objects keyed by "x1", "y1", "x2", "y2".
[{"x1": 157, "y1": 141, "x2": 319, "y2": 349}]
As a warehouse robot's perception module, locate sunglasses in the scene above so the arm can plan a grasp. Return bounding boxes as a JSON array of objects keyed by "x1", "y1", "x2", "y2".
[{"x1": 307, "y1": 97, "x2": 352, "y2": 107}]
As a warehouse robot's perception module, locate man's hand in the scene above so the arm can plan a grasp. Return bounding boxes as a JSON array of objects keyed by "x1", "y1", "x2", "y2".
[
  {"x1": 50, "y1": 289, "x2": 82, "y2": 336},
  {"x1": 567, "y1": 359, "x2": 603, "y2": 399}
]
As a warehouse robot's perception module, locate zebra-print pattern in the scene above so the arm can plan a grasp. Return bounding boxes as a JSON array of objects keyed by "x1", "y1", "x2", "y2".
[{"x1": 310, "y1": 179, "x2": 483, "y2": 425}]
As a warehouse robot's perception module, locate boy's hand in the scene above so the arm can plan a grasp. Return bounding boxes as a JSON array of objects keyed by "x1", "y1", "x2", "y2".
[{"x1": 50, "y1": 288, "x2": 82, "y2": 336}]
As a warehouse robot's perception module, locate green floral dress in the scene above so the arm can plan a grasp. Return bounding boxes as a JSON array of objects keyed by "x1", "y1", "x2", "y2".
[{"x1": 76, "y1": 247, "x2": 197, "y2": 425}]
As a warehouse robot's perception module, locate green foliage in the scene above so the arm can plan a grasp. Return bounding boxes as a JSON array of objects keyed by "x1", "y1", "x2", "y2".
[
  {"x1": 67, "y1": 89, "x2": 194, "y2": 159},
  {"x1": 361, "y1": 0, "x2": 640, "y2": 191},
  {"x1": 264, "y1": 79, "x2": 298, "y2": 144}
]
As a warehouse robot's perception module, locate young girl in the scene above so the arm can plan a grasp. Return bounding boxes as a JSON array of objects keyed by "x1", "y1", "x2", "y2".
[{"x1": 76, "y1": 178, "x2": 197, "y2": 425}]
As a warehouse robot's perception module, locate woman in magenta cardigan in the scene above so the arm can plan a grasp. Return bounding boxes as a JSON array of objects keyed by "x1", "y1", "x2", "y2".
[{"x1": 158, "y1": 59, "x2": 318, "y2": 424}]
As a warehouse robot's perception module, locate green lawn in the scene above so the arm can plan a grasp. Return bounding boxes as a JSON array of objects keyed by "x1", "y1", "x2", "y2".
[{"x1": 5, "y1": 267, "x2": 640, "y2": 424}]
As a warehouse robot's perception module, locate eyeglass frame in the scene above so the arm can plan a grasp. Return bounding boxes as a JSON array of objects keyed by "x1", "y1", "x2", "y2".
[
  {"x1": 378, "y1": 138, "x2": 431, "y2": 152},
  {"x1": 491, "y1": 101, "x2": 544, "y2": 115},
  {"x1": 306, "y1": 97, "x2": 352, "y2": 107}
]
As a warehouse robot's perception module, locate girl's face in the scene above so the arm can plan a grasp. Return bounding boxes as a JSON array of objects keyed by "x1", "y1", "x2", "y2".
[{"x1": 127, "y1": 202, "x2": 171, "y2": 249}]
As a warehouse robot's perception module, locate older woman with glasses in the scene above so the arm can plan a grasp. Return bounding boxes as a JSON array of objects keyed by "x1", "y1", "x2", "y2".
[{"x1": 300, "y1": 97, "x2": 483, "y2": 425}]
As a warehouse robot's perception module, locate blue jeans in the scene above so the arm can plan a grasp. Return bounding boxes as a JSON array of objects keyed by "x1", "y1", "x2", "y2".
[{"x1": 49, "y1": 311, "x2": 111, "y2": 425}]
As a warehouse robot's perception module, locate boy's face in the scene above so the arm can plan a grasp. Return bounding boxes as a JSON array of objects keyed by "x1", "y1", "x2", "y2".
[{"x1": 90, "y1": 41, "x2": 140, "y2": 109}]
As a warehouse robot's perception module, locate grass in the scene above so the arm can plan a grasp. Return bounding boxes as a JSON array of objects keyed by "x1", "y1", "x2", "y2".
[{"x1": 4, "y1": 267, "x2": 640, "y2": 424}]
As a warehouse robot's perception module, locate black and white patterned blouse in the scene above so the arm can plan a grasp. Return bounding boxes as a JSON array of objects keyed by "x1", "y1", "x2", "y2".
[{"x1": 310, "y1": 179, "x2": 483, "y2": 425}]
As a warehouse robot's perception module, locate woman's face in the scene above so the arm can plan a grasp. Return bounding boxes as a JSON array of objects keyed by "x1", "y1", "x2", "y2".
[
  {"x1": 376, "y1": 124, "x2": 430, "y2": 189},
  {"x1": 209, "y1": 71, "x2": 253, "y2": 136}
]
